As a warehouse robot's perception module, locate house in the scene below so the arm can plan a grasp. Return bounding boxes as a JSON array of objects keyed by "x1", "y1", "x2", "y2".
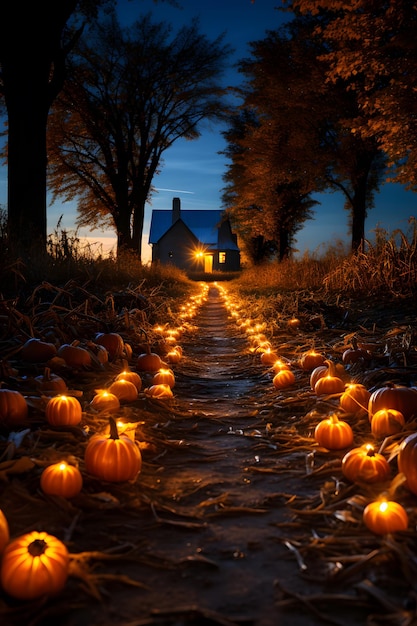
[{"x1": 148, "y1": 198, "x2": 241, "y2": 273}]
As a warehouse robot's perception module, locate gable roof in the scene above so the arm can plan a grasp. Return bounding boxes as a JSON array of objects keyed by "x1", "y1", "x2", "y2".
[{"x1": 149, "y1": 209, "x2": 227, "y2": 247}]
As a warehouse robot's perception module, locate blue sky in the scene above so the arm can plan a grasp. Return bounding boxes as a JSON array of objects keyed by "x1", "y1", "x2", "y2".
[{"x1": 1, "y1": 0, "x2": 415, "y2": 261}]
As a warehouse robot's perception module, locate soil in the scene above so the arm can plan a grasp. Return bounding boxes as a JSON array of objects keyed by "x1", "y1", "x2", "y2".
[{"x1": 1, "y1": 283, "x2": 417, "y2": 626}]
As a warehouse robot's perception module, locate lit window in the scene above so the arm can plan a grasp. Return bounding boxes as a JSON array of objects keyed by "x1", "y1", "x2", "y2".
[{"x1": 219, "y1": 252, "x2": 226, "y2": 263}]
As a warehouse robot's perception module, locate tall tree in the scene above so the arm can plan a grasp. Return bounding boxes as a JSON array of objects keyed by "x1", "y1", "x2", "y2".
[
  {"x1": 0, "y1": 1, "x2": 113, "y2": 263},
  {"x1": 284, "y1": 0, "x2": 417, "y2": 188},
  {"x1": 47, "y1": 11, "x2": 232, "y2": 260},
  {"x1": 223, "y1": 16, "x2": 386, "y2": 254}
]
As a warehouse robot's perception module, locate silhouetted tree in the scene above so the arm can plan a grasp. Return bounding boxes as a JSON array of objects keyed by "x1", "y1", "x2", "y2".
[{"x1": 47, "y1": 11, "x2": 232, "y2": 260}]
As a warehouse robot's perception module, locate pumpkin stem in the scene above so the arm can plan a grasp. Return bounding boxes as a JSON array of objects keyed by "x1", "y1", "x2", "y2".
[
  {"x1": 109, "y1": 416, "x2": 120, "y2": 440},
  {"x1": 43, "y1": 367, "x2": 52, "y2": 381},
  {"x1": 29, "y1": 538, "x2": 47, "y2": 557},
  {"x1": 324, "y1": 359, "x2": 336, "y2": 376}
]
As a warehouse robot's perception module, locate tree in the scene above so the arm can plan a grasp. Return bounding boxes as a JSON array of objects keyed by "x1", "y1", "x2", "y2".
[
  {"x1": 223, "y1": 16, "x2": 386, "y2": 254},
  {"x1": 47, "y1": 11, "x2": 232, "y2": 260},
  {"x1": 284, "y1": 0, "x2": 417, "y2": 188},
  {"x1": 0, "y1": 1, "x2": 114, "y2": 263}
]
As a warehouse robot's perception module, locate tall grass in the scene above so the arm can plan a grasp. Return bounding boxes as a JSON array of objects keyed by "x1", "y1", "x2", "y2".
[{"x1": 231, "y1": 219, "x2": 417, "y2": 299}]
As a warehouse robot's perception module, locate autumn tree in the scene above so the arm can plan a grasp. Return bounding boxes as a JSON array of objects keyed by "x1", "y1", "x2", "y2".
[
  {"x1": 284, "y1": 0, "x2": 417, "y2": 188},
  {"x1": 223, "y1": 15, "x2": 386, "y2": 255},
  {"x1": 0, "y1": 1, "x2": 116, "y2": 263},
  {"x1": 47, "y1": 11, "x2": 232, "y2": 260}
]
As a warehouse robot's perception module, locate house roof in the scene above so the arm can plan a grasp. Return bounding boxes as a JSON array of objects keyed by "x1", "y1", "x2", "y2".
[{"x1": 149, "y1": 209, "x2": 239, "y2": 250}]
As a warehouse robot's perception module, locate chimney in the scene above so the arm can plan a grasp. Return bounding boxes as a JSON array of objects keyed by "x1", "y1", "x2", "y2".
[{"x1": 172, "y1": 197, "x2": 181, "y2": 223}]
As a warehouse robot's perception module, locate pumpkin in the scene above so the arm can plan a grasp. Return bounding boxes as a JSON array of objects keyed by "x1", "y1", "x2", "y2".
[
  {"x1": 0, "y1": 531, "x2": 69, "y2": 600},
  {"x1": 35, "y1": 367, "x2": 68, "y2": 395},
  {"x1": 152, "y1": 368, "x2": 176, "y2": 388},
  {"x1": 273, "y1": 369, "x2": 295, "y2": 389},
  {"x1": 45, "y1": 395, "x2": 82, "y2": 427},
  {"x1": 363, "y1": 500, "x2": 408, "y2": 535},
  {"x1": 84, "y1": 417, "x2": 142, "y2": 482},
  {"x1": 57, "y1": 342, "x2": 92, "y2": 369},
  {"x1": 309, "y1": 364, "x2": 328, "y2": 390},
  {"x1": 95, "y1": 332, "x2": 124, "y2": 361},
  {"x1": 86, "y1": 341, "x2": 109, "y2": 364},
  {"x1": 339, "y1": 383, "x2": 371, "y2": 414},
  {"x1": 146, "y1": 383, "x2": 174, "y2": 399},
  {"x1": 21, "y1": 338, "x2": 57, "y2": 362},
  {"x1": 89, "y1": 390, "x2": 120, "y2": 412},
  {"x1": 260, "y1": 349, "x2": 280, "y2": 366},
  {"x1": 299, "y1": 349, "x2": 325, "y2": 371},
  {"x1": 165, "y1": 347, "x2": 182, "y2": 364},
  {"x1": 108, "y1": 379, "x2": 139, "y2": 402},
  {"x1": 342, "y1": 337, "x2": 371, "y2": 365},
  {"x1": 0, "y1": 509, "x2": 10, "y2": 554},
  {"x1": 115, "y1": 369, "x2": 142, "y2": 391},
  {"x1": 397, "y1": 432, "x2": 417, "y2": 495},
  {"x1": 371, "y1": 408, "x2": 405, "y2": 438},
  {"x1": 314, "y1": 413, "x2": 354, "y2": 450},
  {"x1": 341, "y1": 444, "x2": 391, "y2": 483},
  {"x1": 368, "y1": 384, "x2": 417, "y2": 421},
  {"x1": 40, "y1": 461, "x2": 83, "y2": 498},
  {"x1": 314, "y1": 360, "x2": 345, "y2": 396},
  {"x1": 136, "y1": 350, "x2": 163, "y2": 372},
  {"x1": 0, "y1": 388, "x2": 28, "y2": 428},
  {"x1": 272, "y1": 359, "x2": 291, "y2": 373}
]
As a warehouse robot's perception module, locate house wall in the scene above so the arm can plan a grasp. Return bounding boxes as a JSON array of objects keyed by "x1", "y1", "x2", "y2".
[{"x1": 156, "y1": 222, "x2": 201, "y2": 271}]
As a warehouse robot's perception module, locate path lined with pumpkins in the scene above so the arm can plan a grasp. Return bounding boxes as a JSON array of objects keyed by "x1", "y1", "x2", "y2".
[{"x1": 0, "y1": 281, "x2": 417, "y2": 625}]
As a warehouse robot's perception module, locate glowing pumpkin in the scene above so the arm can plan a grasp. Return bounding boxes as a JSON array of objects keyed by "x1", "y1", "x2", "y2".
[
  {"x1": 0, "y1": 531, "x2": 69, "y2": 600},
  {"x1": 368, "y1": 384, "x2": 417, "y2": 421},
  {"x1": 152, "y1": 368, "x2": 176, "y2": 388},
  {"x1": 314, "y1": 413, "x2": 354, "y2": 450},
  {"x1": 339, "y1": 383, "x2": 371, "y2": 414},
  {"x1": 371, "y1": 408, "x2": 405, "y2": 437},
  {"x1": 363, "y1": 500, "x2": 408, "y2": 535},
  {"x1": 40, "y1": 461, "x2": 83, "y2": 498},
  {"x1": 146, "y1": 383, "x2": 174, "y2": 399},
  {"x1": 272, "y1": 369, "x2": 295, "y2": 389},
  {"x1": 136, "y1": 350, "x2": 163, "y2": 372},
  {"x1": 341, "y1": 444, "x2": 390, "y2": 483},
  {"x1": 85, "y1": 417, "x2": 142, "y2": 482},
  {"x1": 299, "y1": 349, "x2": 325, "y2": 371},
  {"x1": 89, "y1": 390, "x2": 120, "y2": 412},
  {"x1": 115, "y1": 369, "x2": 142, "y2": 391},
  {"x1": 108, "y1": 379, "x2": 138, "y2": 402},
  {"x1": 314, "y1": 360, "x2": 345, "y2": 396},
  {"x1": 45, "y1": 395, "x2": 82, "y2": 427}
]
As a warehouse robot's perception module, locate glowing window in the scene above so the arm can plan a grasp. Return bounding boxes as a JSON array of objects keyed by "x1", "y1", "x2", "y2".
[{"x1": 219, "y1": 252, "x2": 226, "y2": 263}]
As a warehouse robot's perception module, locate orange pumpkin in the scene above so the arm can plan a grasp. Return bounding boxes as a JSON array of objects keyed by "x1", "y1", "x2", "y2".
[
  {"x1": 165, "y1": 347, "x2": 182, "y2": 364},
  {"x1": 57, "y1": 343, "x2": 92, "y2": 369},
  {"x1": 272, "y1": 369, "x2": 295, "y2": 389},
  {"x1": 260, "y1": 349, "x2": 280, "y2": 366},
  {"x1": 146, "y1": 383, "x2": 174, "y2": 399},
  {"x1": 309, "y1": 364, "x2": 328, "y2": 390},
  {"x1": 89, "y1": 390, "x2": 120, "y2": 412},
  {"x1": 0, "y1": 531, "x2": 69, "y2": 600},
  {"x1": 397, "y1": 433, "x2": 417, "y2": 495},
  {"x1": 95, "y1": 332, "x2": 124, "y2": 361},
  {"x1": 21, "y1": 338, "x2": 57, "y2": 362},
  {"x1": 108, "y1": 379, "x2": 138, "y2": 402},
  {"x1": 40, "y1": 461, "x2": 83, "y2": 498},
  {"x1": 371, "y1": 408, "x2": 405, "y2": 437},
  {"x1": 0, "y1": 509, "x2": 10, "y2": 554},
  {"x1": 35, "y1": 367, "x2": 68, "y2": 395},
  {"x1": 339, "y1": 383, "x2": 371, "y2": 414},
  {"x1": 272, "y1": 359, "x2": 291, "y2": 373},
  {"x1": 299, "y1": 349, "x2": 326, "y2": 371},
  {"x1": 314, "y1": 360, "x2": 345, "y2": 396},
  {"x1": 341, "y1": 444, "x2": 391, "y2": 483},
  {"x1": 363, "y1": 500, "x2": 408, "y2": 535},
  {"x1": 0, "y1": 388, "x2": 28, "y2": 428},
  {"x1": 136, "y1": 350, "x2": 163, "y2": 372},
  {"x1": 115, "y1": 370, "x2": 142, "y2": 391},
  {"x1": 45, "y1": 395, "x2": 82, "y2": 427},
  {"x1": 85, "y1": 417, "x2": 142, "y2": 482},
  {"x1": 368, "y1": 384, "x2": 417, "y2": 421},
  {"x1": 314, "y1": 414, "x2": 354, "y2": 450},
  {"x1": 152, "y1": 368, "x2": 176, "y2": 388}
]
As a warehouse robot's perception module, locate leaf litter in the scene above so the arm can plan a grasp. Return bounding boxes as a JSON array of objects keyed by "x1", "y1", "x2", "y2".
[{"x1": 0, "y1": 281, "x2": 416, "y2": 625}]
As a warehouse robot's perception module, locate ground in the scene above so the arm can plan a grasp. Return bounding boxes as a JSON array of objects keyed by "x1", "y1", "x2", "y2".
[{"x1": 0, "y1": 284, "x2": 417, "y2": 626}]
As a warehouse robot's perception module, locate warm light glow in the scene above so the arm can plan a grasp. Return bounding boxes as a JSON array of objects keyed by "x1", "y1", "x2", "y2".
[
  {"x1": 58, "y1": 462, "x2": 68, "y2": 471},
  {"x1": 379, "y1": 501, "x2": 388, "y2": 513}
]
